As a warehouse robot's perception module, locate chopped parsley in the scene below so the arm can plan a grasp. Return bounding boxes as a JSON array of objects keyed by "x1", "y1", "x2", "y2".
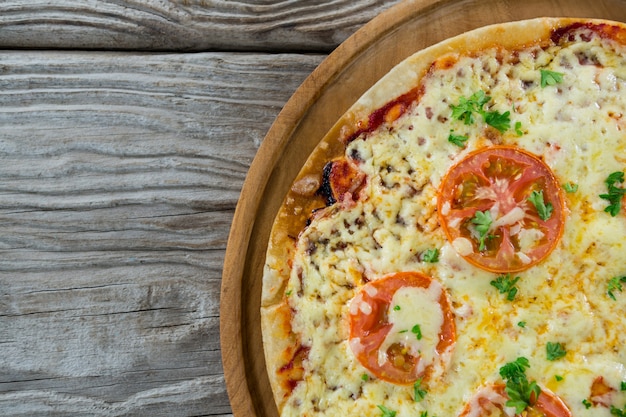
[
  {"x1": 563, "y1": 182, "x2": 579, "y2": 193},
  {"x1": 450, "y1": 90, "x2": 491, "y2": 125},
  {"x1": 450, "y1": 90, "x2": 512, "y2": 133},
  {"x1": 361, "y1": 373, "x2": 369, "y2": 381},
  {"x1": 555, "y1": 375, "x2": 564, "y2": 382},
  {"x1": 583, "y1": 399, "x2": 593, "y2": 409},
  {"x1": 484, "y1": 109, "x2": 511, "y2": 133},
  {"x1": 414, "y1": 378, "x2": 427, "y2": 402},
  {"x1": 600, "y1": 171, "x2": 626, "y2": 216},
  {"x1": 611, "y1": 405, "x2": 626, "y2": 417},
  {"x1": 518, "y1": 321, "x2": 527, "y2": 328},
  {"x1": 546, "y1": 342, "x2": 567, "y2": 361},
  {"x1": 412, "y1": 324, "x2": 423, "y2": 340},
  {"x1": 393, "y1": 305, "x2": 401, "y2": 311},
  {"x1": 377, "y1": 405, "x2": 396, "y2": 417},
  {"x1": 448, "y1": 132, "x2": 469, "y2": 147},
  {"x1": 540, "y1": 69, "x2": 565, "y2": 88},
  {"x1": 422, "y1": 248, "x2": 440, "y2": 263},
  {"x1": 515, "y1": 121, "x2": 524, "y2": 136},
  {"x1": 490, "y1": 273, "x2": 521, "y2": 301},
  {"x1": 499, "y1": 357, "x2": 541, "y2": 414},
  {"x1": 471, "y1": 210, "x2": 493, "y2": 251},
  {"x1": 608, "y1": 276, "x2": 626, "y2": 300},
  {"x1": 528, "y1": 190, "x2": 554, "y2": 221},
  {"x1": 621, "y1": 381, "x2": 626, "y2": 391}
]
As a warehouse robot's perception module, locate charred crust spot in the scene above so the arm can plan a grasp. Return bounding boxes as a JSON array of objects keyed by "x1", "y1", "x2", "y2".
[
  {"x1": 317, "y1": 162, "x2": 337, "y2": 206},
  {"x1": 349, "y1": 147, "x2": 364, "y2": 163}
]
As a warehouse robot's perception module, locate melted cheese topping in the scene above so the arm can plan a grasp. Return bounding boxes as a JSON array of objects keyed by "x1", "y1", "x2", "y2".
[
  {"x1": 279, "y1": 25, "x2": 626, "y2": 417},
  {"x1": 379, "y1": 284, "x2": 444, "y2": 369}
]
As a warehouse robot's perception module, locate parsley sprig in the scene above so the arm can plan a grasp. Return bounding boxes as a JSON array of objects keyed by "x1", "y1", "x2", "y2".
[
  {"x1": 528, "y1": 190, "x2": 554, "y2": 221},
  {"x1": 491, "y1": 273, "x2": 521, "y2": 301},
  {"x1": 422, "y1": 248, "x2": 440, "y2": 263},
  {"x1": 471, "y1": 210, "x2": 493, "y2": 251},
  {"x1": 563, "y1": 182, "x2": 578, "y2": 193},
  {"x1": 451, "y1": 91, "x2": 490, "y2": 125},
  {"x1": 414, "y1": 378, "x2": 427, "y2": 402},
  {"x1": 450, "y1": 91, "x2": 512, "y2": 133},
  {"x1": 499, "y1": 357, "x2": 541, "y2": 414},
  {"x1": 600, "y1": 171, "x2": 626, "y2": 216},
  {"x1": 484, "y1": 110, "x2": 512, "y2": 133},
  {"x1": 411, "y1": 324, "x2": 423, "y2": 340},
  {"x1": 608, "y1": 276, "x2": 626, "y2": 300},
  {"x1": 611, "y1": 404, "x2": 626, "y2": 417},
  {"x1": 377, "y1": 405, "x2": 396, "y2": 417},
  {"x1": 448, "y1": 132, "x2": 469, "y2": 147},
  {"x1": 540, "y1": 69, "x2": 565, "y2": 88},
  {"x1": 546, "y1": 342, "x2": 567, "y2": 361}
]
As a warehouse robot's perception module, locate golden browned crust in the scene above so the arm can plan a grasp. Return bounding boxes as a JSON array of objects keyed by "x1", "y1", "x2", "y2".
[{"x1": 260, "y1": 17, "x2": 626, "y2": 413}]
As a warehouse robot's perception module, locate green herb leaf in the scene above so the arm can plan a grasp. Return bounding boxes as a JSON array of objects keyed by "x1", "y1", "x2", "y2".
[
  {"x1": 621, "y1": 381, "x2": 626, "y2": 391},
  {"x1": 414, "y1": 378, "x2": 427, "y2": 402},
  {"x1": 540, "y1": 69, "x2": 565, "y2": 88},
  {"x1": 450, "y1": 91, "x2": 517, "y2": 134},
  {"x1": 583, "y1": 399, "x2": 593, "y2": 409},
  {"x1": 393, "y1": 305, "x2": 401, "y2": 311},
  {"x1": 611, "y1": 405, "x2": 626, "y2": 417},
  {"x1": 361, "y1": 373, "x2": 369, "y2": 381},
  {"x1": 450, "y1": 91, "x2": 491, "y2": 125},
  {"x1": 377, "y1": 405, "x2": 397, "y2": 417},
  {"x1": 608, "y1": 276, "x2": 626, "y2": 300},
  {"x1": 600, "y1": 171, "x2": 626, "y2": 216},
  {"x1": 448, "y1": 132, "x2": 469, "y2": 147},
  {"x1": 518, "y1": 321, "x2": 527, "y2": 328},
  {"x1": 555, "y1": 375, "x2": 564, "y2": 382},
  {"x1": 528, "y1": 190, "x2": 554, "y2": 221},
  {"x1": 499, "y1": 357, "x2": 531, "y2": 380},
  {"x1": 484, "y1": 110, "x2": 511, "y2": 133},
  {"x1": 563, "y1": 182, "x2": 579, "y2": 193},
  {"x1": 546, "y1": 342, "x2": 567, "y2": 361},
  {"x1": 471, "y1": 210, "x2": 493, "y2": 251},
  {"x1": 515, "y1": 121, "x2": 524, "y2": 136},
  {"x1": 499, "y1": 357, "x2": 540, "y2": 414},
  {"x1": 490, "y1": 273, "x2": 521, "y2": 301},
  {"x1": 412, "y1": 324, "x2": 423, "y2": 340},
  {"x1": 422, "y1": 248, "x2": 440, "y2": 263}
]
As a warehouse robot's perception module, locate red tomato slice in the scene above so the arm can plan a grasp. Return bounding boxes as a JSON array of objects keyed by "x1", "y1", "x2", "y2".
[
  {"x1": 458, "y1": 384, "x2": 572, "y2": 417},
  {"x1": 348, "y1": 271, "x2": 455, "y2": 385},
  {"x1": 438, "y1": 146, "x2": 565, "y2": 273}
]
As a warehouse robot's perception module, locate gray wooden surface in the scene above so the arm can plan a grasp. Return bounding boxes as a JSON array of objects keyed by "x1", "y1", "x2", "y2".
[{"x1": 0, "y1": 1, "x2": 400, "y2": 416}]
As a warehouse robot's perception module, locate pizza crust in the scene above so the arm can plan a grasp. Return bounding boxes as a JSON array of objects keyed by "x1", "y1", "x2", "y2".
[{"x1": 261, "y1": 17, "x2": 626, "y2": 414}]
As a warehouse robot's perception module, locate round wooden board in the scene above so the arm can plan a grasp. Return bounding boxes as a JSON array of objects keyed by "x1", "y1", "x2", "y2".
[{"x1": 220, "y1": 0, "x2": 626, "y2": 416}]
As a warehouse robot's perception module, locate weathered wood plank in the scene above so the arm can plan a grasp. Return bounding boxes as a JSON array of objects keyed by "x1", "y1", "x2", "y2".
[
  {"x1": 0, "y1": 50, "x2": 323, "y2": 416},
  {"x1": 0, "y1": 0, "x2": 401, "y2": 52}
]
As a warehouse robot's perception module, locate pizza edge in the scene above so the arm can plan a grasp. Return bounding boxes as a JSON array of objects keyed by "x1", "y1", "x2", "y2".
[{"x1": 259, "y1": 16, "x2": 625, "y2": 414}]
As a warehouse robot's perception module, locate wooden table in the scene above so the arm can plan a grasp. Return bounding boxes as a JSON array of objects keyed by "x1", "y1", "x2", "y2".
[{"x1": 0, "y1": 1, "x2": 400, "y2": 416}]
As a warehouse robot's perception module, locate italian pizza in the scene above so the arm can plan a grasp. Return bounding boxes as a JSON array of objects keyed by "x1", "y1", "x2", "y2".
[{"x1": 261, "y1": 17, "x2": 626, "y2": 417}]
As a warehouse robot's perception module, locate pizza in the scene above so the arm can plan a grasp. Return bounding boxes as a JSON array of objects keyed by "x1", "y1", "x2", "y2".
[{"x1": 260, "y1": 17, "x2": 626, "y2": 417}]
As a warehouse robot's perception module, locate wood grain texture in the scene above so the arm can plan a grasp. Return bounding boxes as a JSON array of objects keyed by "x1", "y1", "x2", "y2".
[
  {"x1": 0, "y1": 50, "x2": 323, "y2": 416},
  {"x1": 221, "y1": 0, "x2": 626, "y2": 416},
  {"x1": 0, "y1": 0, "x2": 401, "y2": 52}
]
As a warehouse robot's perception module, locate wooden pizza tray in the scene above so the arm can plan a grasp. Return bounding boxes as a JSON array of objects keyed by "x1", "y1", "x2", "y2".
[{"x1": 220, "y1": 0, "x2": 626, "y2": 416}]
